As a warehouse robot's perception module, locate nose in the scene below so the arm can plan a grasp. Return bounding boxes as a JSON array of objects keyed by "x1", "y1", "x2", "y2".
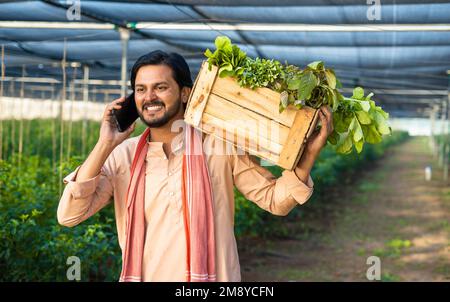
[{"x1": 143, "y1": 88, "x2": 157, "y2": 102}]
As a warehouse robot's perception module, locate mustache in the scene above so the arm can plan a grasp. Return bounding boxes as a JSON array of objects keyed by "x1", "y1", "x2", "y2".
[{"x1": 142, "y1": 100, "x2": 165, "y2": 110}]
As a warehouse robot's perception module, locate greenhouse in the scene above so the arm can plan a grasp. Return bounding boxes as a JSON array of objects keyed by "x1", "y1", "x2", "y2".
[{"x1": 0, "y1": 0, "x2": 449, "y2": 283}]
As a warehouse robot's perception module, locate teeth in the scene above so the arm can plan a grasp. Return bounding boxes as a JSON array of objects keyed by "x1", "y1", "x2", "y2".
[{"x1": 145, "y1": 104, "x2": 163, "y2": 111}]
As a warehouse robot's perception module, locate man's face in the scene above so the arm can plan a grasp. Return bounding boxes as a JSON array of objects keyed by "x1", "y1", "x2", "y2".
[{"x1": 134, "y1": 64, "x2": 184, "y2": 128}]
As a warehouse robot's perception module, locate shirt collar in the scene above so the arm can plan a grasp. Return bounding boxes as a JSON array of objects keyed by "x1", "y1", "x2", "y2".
[{"x1": 145, "y1": 129, "x2": 185, "y2": 157}]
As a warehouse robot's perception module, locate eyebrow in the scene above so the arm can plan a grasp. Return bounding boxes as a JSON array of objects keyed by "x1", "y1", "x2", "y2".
[{"x1": 135, "y1": 81, "x2": 169, "y2": 87}]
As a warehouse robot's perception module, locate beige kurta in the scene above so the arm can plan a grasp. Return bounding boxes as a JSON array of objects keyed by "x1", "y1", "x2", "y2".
[{"x1": 57, "y1": 131, "x2": 314, "y2": 282}]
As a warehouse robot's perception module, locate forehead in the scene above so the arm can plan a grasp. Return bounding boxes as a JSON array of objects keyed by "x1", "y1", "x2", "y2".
[{"x1": 135, "y1": 64, "x2": 176, "y2": 85}]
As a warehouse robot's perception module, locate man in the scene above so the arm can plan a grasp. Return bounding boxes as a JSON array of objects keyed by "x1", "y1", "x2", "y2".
[{"x1": 57, "y1": 50, "x2": 334, "y2": 282}]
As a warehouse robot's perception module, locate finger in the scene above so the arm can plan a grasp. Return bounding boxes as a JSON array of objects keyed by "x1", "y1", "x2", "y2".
[
  {"x1": 111, "y1": 97, "x2": 126, "y2": 105},
  {"x1": 308, "y1": 128, "x2": 320, "y2": 141},
  {"x1": 318, "y1": 108, "x2": 329, "y2": 127},
  {"x1": 318, "y1": 109, "x2": 325, "y2": 122},
  {"x1": 327, "y1": 119, "x2": 333, "y2": 135},
  {"x1": 320, "y1": 106, "x2": 333, "y2": 134},
  {"x1": 319, "y1": 109, "x2": 329, "y2": 128},
  {"x1": 318, "y1": 110, "x2": 327, "y2": 131},
  {"x1": 106, "y1": 104, "x2": 123, "y2": 115},
  {"x1": 128, "y1": 122, "x2": 136, "y2": 133},
  {"x1": 323, "y1": 105, "x2": 333, "y2": 115},
  {"x1": 105, "y1": 98, "x2": 125, "y2": 115},
  {"x1": 321, "y1": 109, "x2": 334, "y2": 136},
  {"x1": 320, "y1": 106, "x2": 332, "y2": 122},
  {"x1": 103, "y1": 105, "x2": 122, "y2": 124},
  {"x1": 326, "y1": 105, "x2": 333, "y2": 125},
  {"x1": 111, "y1": 104, "x2": 122, "y2": 110},
  {"x1": 319, "y1": 113, "x2": 329, "y2": 137}
]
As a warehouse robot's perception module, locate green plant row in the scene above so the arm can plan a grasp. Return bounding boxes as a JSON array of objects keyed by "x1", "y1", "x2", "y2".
[
  {"x1": 0, "y1": 155, "x2": 121, "y2": 281},
  {"x1": 0, "y1": 117, "x2": 407, "y2": 281},
  {"x1": 0, "y1": 119, "x2": 146, "y2": 281}
]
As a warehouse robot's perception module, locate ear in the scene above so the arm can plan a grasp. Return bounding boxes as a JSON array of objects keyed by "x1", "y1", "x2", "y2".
[{"x1": 181, "y1": 87, "x2": 191, "y2": 103}]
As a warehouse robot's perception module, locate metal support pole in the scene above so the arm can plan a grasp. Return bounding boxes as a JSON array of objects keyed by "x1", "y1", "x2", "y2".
[
  {"x1": 59, "y1": 39, "x2": 67, "y2": 195},
  {"x1": 445, "y1": 87, "x2": 450, "y2": 181},
  {"x1": 119, "y1": 28, "x2": 130, "y2": 98},
  {"x1": 9, "y1": 78, "x2": 13, "y2": 96},
  {"x1": 82, "y1": 65, "x2": 89, "y2": 158},
  {"x1": 0, "y1": 45, "x2": 4, "y2": 160},
  {"x1": 429, "y1": 107, "x2": 434, "y2": 152},
  {"x1": 51, "y1": 83, "x2": 56, "y2": 174},
  {"x1": 67, "y1": 66, "x2": 77, "y2": 160},
  {"x1": 104, "y1": 92, "x2": 109, "y2": 106},
  {"x1": 18, "y1": 65, "x2": 25, "y2": 168},
  {"x1": 439, "y1": 101, "x2": 446, "y2": 168},
  {"x1": 9, "y1": 78, "x2": 15, "y2": 156},
  {"x1": 431, "y1": 105, "x2": 438, "y2": 158}
]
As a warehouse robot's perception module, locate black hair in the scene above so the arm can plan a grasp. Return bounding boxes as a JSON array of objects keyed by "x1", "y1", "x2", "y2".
[{"x1": 130, "y1": 50, "x2": 193, "y2": 91}]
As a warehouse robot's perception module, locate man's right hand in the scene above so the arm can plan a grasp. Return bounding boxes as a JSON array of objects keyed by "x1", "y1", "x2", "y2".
[
  {"x1": 73, "y1": 98, "x2": 137, "y2": 183},
  {"x1": 98, "y1": 97, "x2": 137, "y2": 149}
]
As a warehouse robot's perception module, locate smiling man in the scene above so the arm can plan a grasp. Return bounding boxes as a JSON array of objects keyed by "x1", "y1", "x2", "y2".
[{"x1": 57, "y1": 50, "x2": 334, "y2": 282}]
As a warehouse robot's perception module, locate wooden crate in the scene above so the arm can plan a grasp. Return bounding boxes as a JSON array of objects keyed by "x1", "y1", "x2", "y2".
[{"x1": 184, "y1": 61, "x2": 319, "y2": 171}]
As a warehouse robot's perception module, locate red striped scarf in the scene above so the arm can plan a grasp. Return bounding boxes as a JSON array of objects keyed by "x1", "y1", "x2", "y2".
[{"x1": 119, "y1": 125, "x2": 216, "y2": 282}]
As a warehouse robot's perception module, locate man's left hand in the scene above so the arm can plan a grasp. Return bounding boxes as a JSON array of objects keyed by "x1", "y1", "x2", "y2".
[
  {"x1": 292, "y1": 105, "x2": 333, "y2": 183},
  {"x1": 304, "y1": 105, "x2": 334, "y2": 158}
]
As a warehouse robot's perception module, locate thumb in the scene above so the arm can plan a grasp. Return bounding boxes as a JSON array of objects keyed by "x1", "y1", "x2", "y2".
[{"x1": 127, "y1": 122, "x2": 136, "y2": 133}]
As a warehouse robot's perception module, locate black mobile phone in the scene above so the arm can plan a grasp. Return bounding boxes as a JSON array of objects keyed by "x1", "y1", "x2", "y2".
[{"x1": 112, "y1": 92, "x2": 139, "y2": 132}]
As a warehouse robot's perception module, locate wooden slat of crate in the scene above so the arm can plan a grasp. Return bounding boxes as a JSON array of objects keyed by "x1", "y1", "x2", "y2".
[
  {"x1": 184, "y1": 62, "x2": 218, "y2": 127},
  {"x1": 205, "y1": 94, "x2": 289, "y2": 143},
  {"x1": 278, "y1": 107, "x2": 320, "y2": 170},
  {"x1": 203, "y1": 94, "x2": 287, "y2": 154},
  {"x1": 202, "y1": 112, "x2": 282, "y2": 157},
  {"x1": 212, "y1": 76, "x2": 297, "y2": 127},
  {"x1": 199, "y1": 113, "x2": 280, "y2": 164}
]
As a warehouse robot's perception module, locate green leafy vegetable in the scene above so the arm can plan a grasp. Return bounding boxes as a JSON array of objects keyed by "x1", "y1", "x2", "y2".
[
  {"x1": 204, "y1": 36, "x2": 247, "y2": 78},
  {"x1": 204, "y1": 36, "x2": 392, "y2": 154}
]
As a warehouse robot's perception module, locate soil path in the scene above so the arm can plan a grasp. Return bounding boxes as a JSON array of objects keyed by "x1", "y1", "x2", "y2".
[{"x1": 239, "y1": 137, "x2": 450, "y2": 281}]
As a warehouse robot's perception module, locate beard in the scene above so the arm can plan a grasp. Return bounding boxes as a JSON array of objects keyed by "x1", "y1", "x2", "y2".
[{"x1": 138, "y1": 97, "x2": 182, "y2": 128}]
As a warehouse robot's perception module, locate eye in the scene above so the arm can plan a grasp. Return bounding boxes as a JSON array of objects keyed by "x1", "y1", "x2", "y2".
[
  {"x1": 136, "y1": 87, "x2": 144, "y2": 93},
  {"x1": 157, "y1": 85, "x2": 167, "y2": 91}
]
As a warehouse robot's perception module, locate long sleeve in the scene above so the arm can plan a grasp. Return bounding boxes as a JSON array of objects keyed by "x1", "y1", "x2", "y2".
[
  {"x1": 230, "y1": 152, "x2": 314, "y2": 216},
  {"x1": 57, "y1": 151, "x2": 117, "y2": 227}
]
